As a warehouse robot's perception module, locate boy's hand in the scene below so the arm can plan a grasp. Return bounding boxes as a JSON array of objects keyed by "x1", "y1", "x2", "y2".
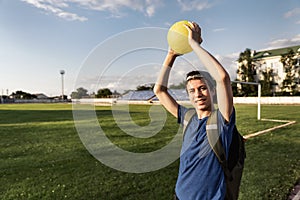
[
  {"x1": 168, "y1": 47, "x2": 182, "y2": 57},
  {"x1": 184, "y1": 22, "x2": 203, "y2": 45}
]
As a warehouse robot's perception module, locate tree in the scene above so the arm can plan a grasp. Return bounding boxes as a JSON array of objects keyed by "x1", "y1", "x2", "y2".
[
  {"x1": 280, "y1": 49, "x2": 298, "y2": 95},
  {"x1": 237, "y1": 48, "x2": 257, "y2": 96},
  {"x1": 96, "y1": 88, "x2": 112, "y2": 98},
  {"x1": 136, "y1": 84, "x2": 154, "y2": 91},
  {"x1": 11, "y1": 90, "x2": 37, "y2": 99},
  {"x1": 71, "y1": 87, "x2": 88, "y2": 99},
  {"x1": 260, "y1": 69, "x2": 274, "y2": 96},
  {"x1": 169, "y1": 80, "x2": 186, "y2": 89}
]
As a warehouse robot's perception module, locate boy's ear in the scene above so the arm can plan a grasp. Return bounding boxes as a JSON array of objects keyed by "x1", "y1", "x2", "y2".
[
  {"x1": 212, "y1": 89, "x2": 216, "y2": 96},
  {"x1": 211, "y1": 89, "x2": 217, "y2": 102}
]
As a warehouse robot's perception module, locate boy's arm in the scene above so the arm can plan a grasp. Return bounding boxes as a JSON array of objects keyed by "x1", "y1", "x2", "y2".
[
  {"x1": 186, "y1": 22, "x2": 233, "y2": 122},
  {"x1": 153, "y1": 50, "x2": 179, "y2": 118}
]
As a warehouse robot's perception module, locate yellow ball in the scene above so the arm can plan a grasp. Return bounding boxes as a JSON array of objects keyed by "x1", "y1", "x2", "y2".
[{"x1": 167, "y1": 20, "x2": 192, "y2": 54}]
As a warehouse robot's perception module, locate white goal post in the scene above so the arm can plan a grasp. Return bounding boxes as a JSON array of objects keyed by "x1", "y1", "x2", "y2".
[{"x1": 231, "y1": 81, "x2": 261, "y2": 120}]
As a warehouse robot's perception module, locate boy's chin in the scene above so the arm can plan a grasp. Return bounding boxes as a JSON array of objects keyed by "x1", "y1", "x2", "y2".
[{"x1": 195, "y1": 103, "x2": 211, "y2": 111}]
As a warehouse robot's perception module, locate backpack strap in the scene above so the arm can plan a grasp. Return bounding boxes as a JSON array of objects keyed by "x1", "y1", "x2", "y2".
[
  {"x1": 206, "y1": 111, "x2": 233, "y2": 181},
  {"x1": 183, "y1": 108, "x2": 196, "y2": 137}
]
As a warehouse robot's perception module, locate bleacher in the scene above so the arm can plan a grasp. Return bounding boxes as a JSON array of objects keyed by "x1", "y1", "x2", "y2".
[
  {"x1": 120, "y1": 90, "x2": 156, "y2": 101},
  {"x1": 169, "y1": 89, "x2": 189, "y2": 101}
]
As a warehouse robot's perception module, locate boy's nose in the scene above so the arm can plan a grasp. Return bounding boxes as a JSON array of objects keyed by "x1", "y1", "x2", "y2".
[{"x1": 195, "y1": 89, "x2": 203, "y2": 97}]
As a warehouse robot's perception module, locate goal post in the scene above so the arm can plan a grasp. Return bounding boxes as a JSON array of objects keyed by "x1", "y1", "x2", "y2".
[{"x1": 231, "y1": 81, "x2": 261, "y2": 120}]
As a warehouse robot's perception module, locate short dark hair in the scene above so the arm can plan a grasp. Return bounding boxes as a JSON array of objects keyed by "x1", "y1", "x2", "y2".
[{"x1": 186, "y1": 70, "x2": 215, "y2": 89}]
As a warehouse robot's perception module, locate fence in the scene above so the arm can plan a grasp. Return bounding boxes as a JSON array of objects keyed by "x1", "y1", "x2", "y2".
[
  {"x1": 233, "y1": 96, "x2": 300, "y2": 104},
  {"x1": 72, "y1": 96, "x2": 300, "y2": 105}
]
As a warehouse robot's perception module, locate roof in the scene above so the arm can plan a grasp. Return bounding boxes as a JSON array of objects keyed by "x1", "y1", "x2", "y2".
[
  {"x1": 252, "y1": 45, "x2": 300, "y2": 60},
  {"x1": 34, "y1": 93, "x2": 49, "y2": 99}
]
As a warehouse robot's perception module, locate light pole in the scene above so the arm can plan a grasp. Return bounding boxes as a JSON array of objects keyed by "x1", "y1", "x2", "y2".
[{"x1": 60, "y1": 70, "x2": 65, "y2": 101}]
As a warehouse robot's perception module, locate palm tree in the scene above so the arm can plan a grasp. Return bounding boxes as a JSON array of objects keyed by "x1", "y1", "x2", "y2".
[{"x1": 237, "y1": 48, "x2": 257, "y2": 96}]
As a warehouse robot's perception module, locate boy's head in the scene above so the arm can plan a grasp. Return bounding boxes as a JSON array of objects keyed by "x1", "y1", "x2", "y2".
[
  {"x1": 185, "y1": 71, "x2": 216, "y2": 111},
  {"x1": 185, "y1": 71, "x2": 215, "y2": 90}
]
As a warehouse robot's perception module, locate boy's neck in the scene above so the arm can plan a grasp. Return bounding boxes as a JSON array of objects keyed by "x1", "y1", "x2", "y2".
[{"x1": 197, "y1": 110, "x2": 211, "y2": 119}]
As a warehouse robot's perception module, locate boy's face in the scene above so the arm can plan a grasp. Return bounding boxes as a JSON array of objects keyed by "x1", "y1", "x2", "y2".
[{"x1": 186, "y1": 78, "x2": 212, "y2": 112}]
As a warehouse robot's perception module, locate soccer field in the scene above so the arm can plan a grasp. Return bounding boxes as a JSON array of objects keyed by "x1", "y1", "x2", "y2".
[{"x1": 0, "y1": 103, "x2": 299, "y2": 199}]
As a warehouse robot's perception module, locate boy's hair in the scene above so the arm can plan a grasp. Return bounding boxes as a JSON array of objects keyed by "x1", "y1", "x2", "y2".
[{"x1": 186, "y1": 70, "x2": 215, "y2": 90}]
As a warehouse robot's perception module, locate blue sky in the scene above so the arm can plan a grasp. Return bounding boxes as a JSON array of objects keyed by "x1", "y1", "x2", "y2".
[{"x1": 1, "y1": 0, "x2": 300, "y2": 97}]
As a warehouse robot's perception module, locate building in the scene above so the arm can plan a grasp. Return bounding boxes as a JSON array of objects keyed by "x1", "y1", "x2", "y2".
[
  {"x1": 237, "y1": 45, "x2": 300, "y2": 94},
  {"x1": 34, "y1": 93, "x2": 49, "y2": 99}
]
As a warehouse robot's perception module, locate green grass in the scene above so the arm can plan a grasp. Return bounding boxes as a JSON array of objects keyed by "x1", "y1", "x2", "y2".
[
  {"x1": 0, "y1": 103, "x2": 299, "y2": 199},
  {"x1": 236, "y1": 104, "x2": 300, "y2": 200}
]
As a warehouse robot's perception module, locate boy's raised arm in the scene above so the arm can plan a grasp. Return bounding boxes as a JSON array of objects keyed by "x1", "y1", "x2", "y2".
[{"x1": 153, "y1": 50, "x2": 180, "y2": 118}]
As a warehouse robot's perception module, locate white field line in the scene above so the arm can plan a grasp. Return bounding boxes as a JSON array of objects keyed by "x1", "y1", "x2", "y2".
[
  {"x1": 243, "y1": 119, "x2": 296, "y2": 140},
  {"x1": 292, "y1": 190, "x2": 300, "y2": 200},
  {"x1": 292, "y1": 189, "x2": 300, "y2": 200}
]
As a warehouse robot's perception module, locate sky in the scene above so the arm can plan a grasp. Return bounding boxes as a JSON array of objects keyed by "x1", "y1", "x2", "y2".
[{"x1": 1, "y1": 0, "x2": 300, "y2": 97}]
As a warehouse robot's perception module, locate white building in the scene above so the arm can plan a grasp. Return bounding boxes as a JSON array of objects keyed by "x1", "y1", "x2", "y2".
[{"x1": 237, "y1": 45, "x2": 300, "y2": 93}]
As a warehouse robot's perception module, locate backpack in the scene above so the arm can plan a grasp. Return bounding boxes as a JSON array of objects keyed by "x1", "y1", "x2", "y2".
[{"x1": 183, "y1": 109, "x2": 246, "y2": 200}]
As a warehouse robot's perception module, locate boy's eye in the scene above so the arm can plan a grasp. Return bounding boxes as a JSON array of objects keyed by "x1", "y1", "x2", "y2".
[{"x1": 189, "y1": 89, "x2": 195, "y2": 93}]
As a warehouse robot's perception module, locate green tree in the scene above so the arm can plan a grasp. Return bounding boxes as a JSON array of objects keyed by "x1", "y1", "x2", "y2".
[
  {"x1": 96, "y1": 88, "x2": 112, "y2": 98},
  {"x1": 237, "y1": 48, "x2": 257, "y2": 96},
  {"x1": 11, "y1": 91, "x2": 37, "y2": 99},
  {"x1": 71, "y1": 87, "x2": 88, "y2": 99},
  {"x1": 169, "y1": 80, "x2": 186, "y2": 89},
  {"x1": 280, "y1": 49, "x2": 298, "y2": 95},
  {"x1": 136, "y1": 84, "x2": 154, "y2": 91},
  {"x1": 260, "y1": 69, "x2": 274, "y2": 96}
]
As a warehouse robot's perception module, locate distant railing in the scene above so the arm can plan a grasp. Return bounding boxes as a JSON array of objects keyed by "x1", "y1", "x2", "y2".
[
  {"x1": 72, "y1": 96, "x2": 300, "y2": 105},
  {"x1": 0, "y1": 99, "x2": 70, "y2": 104},
  {"x1": 233, "y1": 96, "x2": 300, "y2": 104}
]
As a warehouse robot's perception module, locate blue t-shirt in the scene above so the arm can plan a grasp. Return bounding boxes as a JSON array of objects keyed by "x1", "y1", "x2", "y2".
[{"x1": 175, "y1": 105, "x2": 235, "y2": 200}]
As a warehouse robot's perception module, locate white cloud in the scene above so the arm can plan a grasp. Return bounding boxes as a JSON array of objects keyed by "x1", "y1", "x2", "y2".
[
  {"x1": 77, "y1": 0, "x2": 163, "y2": 17},
  {"x1": 21, "y1": 0, "x2": 218, "y2": 21},
  {"x1": 215, "y1": 53, "x2": 239, "y2": 80},
  {"x1": 265, "y1": 34, "x2": 300, "y2": 49},
  {"x1": 57, "y1": 11, "x2": 88, "y2": 21},
  {"x1": 284, "y1": 7, "x2": 300, "y2": 18},
  {"x1": 21, "y1": 0, "x2": 88, "y2": 21},
  {"x1": 146, "y1": 5, "x2": 155, "y2": 17},
  {"x1": 145, "y1": 0, "x2": 163, "y2": 17},
  {"x1": 177, "y1": 0, "x2": 213, "y2": 11},
  {"x1": 212, "y1": 28, "x2": 226, "y2": 32},
  {"x1": 21, "y1": 0, "x2": 163, "y2": 21},
  {"x1": 284, "y1": 7, "x2": 300, "y2": 24}
]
